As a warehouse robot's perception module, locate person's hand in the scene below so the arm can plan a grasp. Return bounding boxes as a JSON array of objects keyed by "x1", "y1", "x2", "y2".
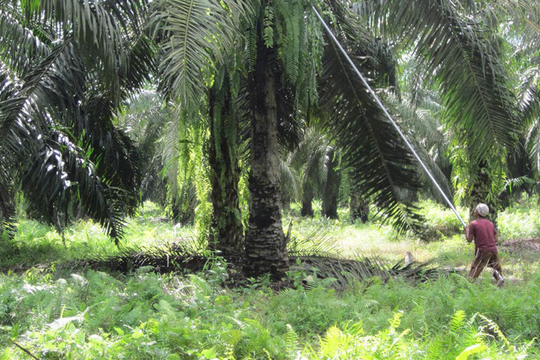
[{"x1": 464, "y1": 225, "x2": 473, "y2": 243}]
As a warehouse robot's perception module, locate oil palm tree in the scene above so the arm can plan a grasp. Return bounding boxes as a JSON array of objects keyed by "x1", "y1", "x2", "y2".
[
  {"x1": 357, "y1": 0, "x2": 521, "y2": 216},
  {"x1": 151, "y1": 0, "x2": 524, "y2": 277},
  {"x1": 153, "y1": 0, "x2": 424, "y2": 277},
  {"x1": 0, "y1": 0, "x2": 154, "y2": 240},
  {"x1": 285, "y1": 127, "x2": 330, "y2": 217},
  {"x1": 117, "y1": 90, "x2": 172, "y2": 207}
]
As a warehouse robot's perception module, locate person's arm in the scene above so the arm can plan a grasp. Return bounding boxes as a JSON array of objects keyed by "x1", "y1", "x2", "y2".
[{"x1": 464, "y1": 224, "x2": 474, "y2": 243}]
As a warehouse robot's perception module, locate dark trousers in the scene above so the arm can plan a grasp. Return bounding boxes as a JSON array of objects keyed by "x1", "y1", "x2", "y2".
[{"x1": 468, "y1": 249, "x2": 502, "y2": 279}]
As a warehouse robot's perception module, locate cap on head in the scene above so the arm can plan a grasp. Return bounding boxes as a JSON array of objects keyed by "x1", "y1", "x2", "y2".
[{"x1": 476, "y1": 203, "x2": 489, "y2": 217}]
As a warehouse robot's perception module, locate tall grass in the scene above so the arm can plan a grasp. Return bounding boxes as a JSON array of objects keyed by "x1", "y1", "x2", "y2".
[
  {"x1": 0, "y1": 202, "x2": 197, "y2": 270},
  {"x1": 498, "y1": 202, "x2": 540, "y2": 241}
]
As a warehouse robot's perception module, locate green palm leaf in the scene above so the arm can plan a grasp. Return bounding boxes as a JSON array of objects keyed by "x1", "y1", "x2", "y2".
[
  {"x1": 0, "y1": 147, "x2": 16, "y2": 238},
  {"x1": 0, "y1": 4, "x2": 52, "y2": 75},
  {"x1": 388, "y1": 95, "x2": 454, "y2": 205},
  {"x1": 23, "y1": 0, "x2": 149, "y2": 76},
  {"x1": 319, "y1": 4, "x2": 423, "y2": 233},
  {"x1": 359, "y1": 0, "x2": 519, "y2": 161},
  {"x1": 0, "y1": 30, "x2": 149, "y2": 240},
  {"x1": 152, "y1": 0, "x2": 254, "y2": 104}
]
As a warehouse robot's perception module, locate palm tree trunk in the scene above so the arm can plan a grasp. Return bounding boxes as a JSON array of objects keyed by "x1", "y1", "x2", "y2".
[
  {"x1": 208, "y1": 82, "x2": 243, "y2": 258},
  {"x1": 322, "y1": 147, "x2": 340, "y2": 219},
  {"x1": 350, "y1": 193, "x2": 369, "y2": 223},
  {"x1": 244, "y1": 32, "x2": 288, "y2": 279},
  {"x1": 301, "y1": 183, "x2": 314, "y2": 217},
  {"x1": 469, "y1": 161, "x2": 498, "y2": 224},
  {"x1": 350, "y1": 177, "x2": 369, "y2": 223}
]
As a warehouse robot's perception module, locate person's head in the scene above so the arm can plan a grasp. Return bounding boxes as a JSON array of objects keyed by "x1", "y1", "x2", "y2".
[{"x1": 475, "y1": 203, "x2": 489, "y2": 218}]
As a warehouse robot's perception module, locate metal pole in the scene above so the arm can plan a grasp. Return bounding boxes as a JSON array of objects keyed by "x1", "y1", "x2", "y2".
[{"x1": 312, "y1": 6, "x2": 466, "y2": 227}]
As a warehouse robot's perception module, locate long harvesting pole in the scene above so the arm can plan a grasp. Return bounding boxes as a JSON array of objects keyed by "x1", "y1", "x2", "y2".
[{"x1": 312, "y1": 6, "x2": 466, "y2": 227}]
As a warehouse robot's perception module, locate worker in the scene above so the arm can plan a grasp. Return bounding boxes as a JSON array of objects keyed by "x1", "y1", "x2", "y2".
[{"x1": 464, "y1": 203, "x2": 504, "y2": 286}]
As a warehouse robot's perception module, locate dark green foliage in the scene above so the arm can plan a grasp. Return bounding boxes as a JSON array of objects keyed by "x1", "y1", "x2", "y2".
[
  {"x1": 1, "y1": 268, "x2": 538, "y2": 358},
  {"x1": 357, "y1": 0, "x2": 523, "y2": 212},
  {"x1": 0, "y1": 0, "x2": 155, "y2": 240},
  {"x1": 208, "y1": 71, "x2": 244, "y2": 256},
  {"x1": 0, "y1": 169, "x2": 16, "y2": 239},
  {"x1": 319, "y1": 2, "x2": 424, "y2": 233},
  {"x1": 362, "y1": 0, "x2": 519, "y2": 160}
]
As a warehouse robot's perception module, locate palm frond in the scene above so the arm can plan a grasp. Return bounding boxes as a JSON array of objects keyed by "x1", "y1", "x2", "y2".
[
  {"x1": 279, "y1": 158, "x2": 300, "y2": 201},
  {"x1": 289, "y1": 127, "x2": 330, "y2": 189},
  {"x1": 0, "y1": 4, "x2": 52, "y2": 76},
  {"x1": 500, "y1": 176, "x2": 535, "y2": 196},
  {"x1": 79, "y1": 92, "x2": 144, "y2": 215},
  {"x1": 23, "y1": 0, "x2": 150, "y2": 82},
  {"x1": 360, "y1": 0, "x2": 519, "y2": 162},
  {"x1": 518, "y1": 66, "x2": 540, "y2": 128},
  {"x1": 0, "y1": 40, "x2": 85, "y2": 143},
  {"x1": 3, "y1": 114, "x2": 127, "y2": 239},
  {"x1": 496, "y1": 0, "x2": 540, "y2": 51},
  {"x1": 0, "y1": 151, "x2": 16, "y2": 238},
  {"x1": 153, "y1": 0, "x2": 254, "y2": 105},
  {"x1": 526, "y1": 124, "x2": 540, "y2": 179},
  {"x1": 276, "y1": 83, "x2": 303, "y2": 151},
  {"x1": 385, "y1": 93, "x2": 453, "y2": 204},
  {"x1": 118, "y1": 35, "x2": 157, "y2": 96},
  {"x1": 120, "y1": 90, "x2": 171, "y2": 157},
  {"x1": 159, "y1": 108, "x2": 183, "y2": 201},
  {"x1": 319, "y1": 3, "x2": 424, "y2": 233},
  {"x1": 0, "y1": 41, "x2": 141, "y2": 240}
]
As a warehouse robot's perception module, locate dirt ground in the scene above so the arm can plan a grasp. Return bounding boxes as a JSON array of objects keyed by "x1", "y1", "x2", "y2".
[{"x1": 501, "y1": 238, "x2": 540, "y2": 252}]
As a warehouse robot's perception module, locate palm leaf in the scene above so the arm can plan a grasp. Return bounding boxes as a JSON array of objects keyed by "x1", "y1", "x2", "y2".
[
  {"x1": 0, "y1": 4, "x2": 52, "y2": 76},
  {"x1": 0, "y1": 41, "x2": 86, "y2": 143},
  {"x1": 153, "y1": 0, "x2": 254, "y2": 105},
  {"x1": 387, "y1": 95, "x2": 454, "y2": 204},
  {"x1": 359, "y1": 0, "x2": 519, "y2": 162},
  {"x1": 2, "y1": 108, "x2": 127, "y2": 239},
  {"x1": 289, "y1": 127, "x2": 330, "y2": 189},
  {"x1": 23, "y1": 0, "x2": 150, "y2": 80},
  {"x1": 279, "y1": 158, "x2": 300, "y2": 201},
  {"x1": 319, "y1": 3, "x2": 423, "y2": 233},
  {"x1": 0, "y1": 149, "x2": 16, "y2": 238},
  {"x1": 518, "y1": 66, "x2": 540, "y2": 128},
  {"x1": 495, "y1": 0, "x2": 540, "y2": 51},
  {"x1": 81, "y1": 91, "x2": 144, "y2": 209},
  {"x1": 0, "y1": 42, "x2": 141, "y2": 240}
]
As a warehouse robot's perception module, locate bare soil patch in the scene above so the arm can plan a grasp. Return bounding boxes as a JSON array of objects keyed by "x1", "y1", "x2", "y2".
[{"x1": 501, "y1": 238, "x2": 540, "y2": 252}]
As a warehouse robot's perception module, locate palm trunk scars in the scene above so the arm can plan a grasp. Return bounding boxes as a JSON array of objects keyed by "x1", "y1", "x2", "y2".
[{"x1": 244, "y1": 40, "x2": 289, "y2": 279}]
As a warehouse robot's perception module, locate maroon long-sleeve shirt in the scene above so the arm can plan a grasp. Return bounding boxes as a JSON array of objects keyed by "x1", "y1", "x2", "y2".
[{"x1": 469, "y1": 218, "x2": 498, "y2": 253}]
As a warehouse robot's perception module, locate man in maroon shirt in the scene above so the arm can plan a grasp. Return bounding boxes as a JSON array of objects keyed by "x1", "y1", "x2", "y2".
[{"x1": 464, "y1": 203, "x2": 504, "y2": 285}]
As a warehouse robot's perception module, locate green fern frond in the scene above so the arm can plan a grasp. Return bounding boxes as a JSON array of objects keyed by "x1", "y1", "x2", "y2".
[
  {"x1": 449, "y1": 310, "x2": 467, "y2": 335},
  {"x1": 285, "y1": 324, "x2": 300, "y2": 358}
]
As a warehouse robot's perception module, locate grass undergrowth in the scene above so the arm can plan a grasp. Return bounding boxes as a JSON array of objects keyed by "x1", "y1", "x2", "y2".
[
  {"x1": 1, "y1": 199, "x2": 540, "y2": 358},
  {"x1": 0, "y1": 268, "x2": 538, "y2": 359}
]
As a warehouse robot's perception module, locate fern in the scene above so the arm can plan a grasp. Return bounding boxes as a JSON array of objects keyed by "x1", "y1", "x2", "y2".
[
  {"x1": 285, "y1": 324, "x2": 300, "y2": 358},
  {"x1": 319, "y1": 326, "x2": 344, "y2": 356},
  {"x1": 456, "y1": 343, "x2": 488, "y2": 360},
  {"x1": 388, "y1": 311, "x2": 403, "y2": 332},
  {"x1": 246, "y1": 26, "x2": 258, "y2": 72},
  {"x1": 263, "y1": 5, "x2": 275, "y2": 48},
  {"x1": 478, "y1": 314, "x2": 514, "y2": 356},
  {"x1": 449, "y1": 310, "x2": 467, "y2": 335}
]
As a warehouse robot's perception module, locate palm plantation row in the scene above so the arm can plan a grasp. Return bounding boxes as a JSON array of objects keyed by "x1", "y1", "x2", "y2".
[{"x1": 1, "y1": 0, "x2": 540, "y2": 278}]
